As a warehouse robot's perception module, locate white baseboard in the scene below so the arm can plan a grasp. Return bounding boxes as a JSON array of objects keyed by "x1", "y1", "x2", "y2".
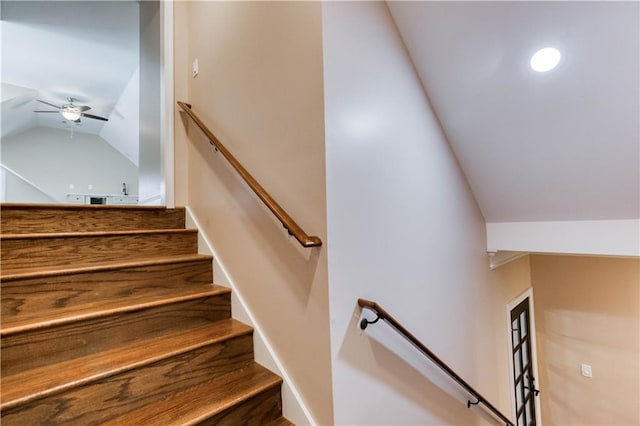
[{"x1": 184, "y1": 207, "x2": 315, "y2": 425}]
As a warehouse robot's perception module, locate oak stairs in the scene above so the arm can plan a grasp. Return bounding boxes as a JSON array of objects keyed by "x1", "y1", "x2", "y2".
[{"x1": 0, "y1": 204, "x2": 292, "y2": 425}]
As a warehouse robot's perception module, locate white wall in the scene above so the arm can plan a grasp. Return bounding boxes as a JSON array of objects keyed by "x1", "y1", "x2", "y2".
[
  {"x1": 1, "y1": 126, "x2": 137, "y2": 201},
  {"x1": 100, "y1": 68, "x2": 140, "y2": 166},
  {"x1": 1, "y1": 83, "x2": 37, "y2": 139},
  {"x1": 323, "y1": 2, "x2": 513, "y2": 424},
  {"x1": 138, "y1": 0, "x2": 162, "y2": 204},
  {"x1": 1, "y1": 164, "x2": 57, "y2": 203}
]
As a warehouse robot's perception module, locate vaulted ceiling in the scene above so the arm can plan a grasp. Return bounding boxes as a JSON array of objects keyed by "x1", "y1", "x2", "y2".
[
  {"x1": 2, "y1": 1, "x2": 638, "y2": 226},
  {"x1": 1, "y1": 1, "x2": 139, "y2": 164},
  {"x1": 388, "y1": 1, "x2": 639, "y2": 223}
]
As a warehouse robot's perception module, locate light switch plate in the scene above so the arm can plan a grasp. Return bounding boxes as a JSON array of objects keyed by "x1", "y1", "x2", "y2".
[{"x1": 581, "y1": 364, "x2": 592, "y2": 378}]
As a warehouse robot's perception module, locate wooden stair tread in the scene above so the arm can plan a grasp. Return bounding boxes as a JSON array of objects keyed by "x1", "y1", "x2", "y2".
[
  {"x1": 1, "y1": 284, "x2": 230, "y2": 336},
  {"x1": 1, "y1": 319, "x2": 252, "y2": 409},
  {"x1": 0, "y1": 203, "x2": 179, "y2": 210},
  {"x1": 1, "y1": 204, "x2": 186, "y2": 234},
  {"x1": 0, "y1": 228, "x2": 196, "y2": 240},
  {"x1": 112, "y1": 362, "x2": 282, "y2": 426},
  {"x1": 0, "y1": 253, "x2": 212, "y2": 282}
]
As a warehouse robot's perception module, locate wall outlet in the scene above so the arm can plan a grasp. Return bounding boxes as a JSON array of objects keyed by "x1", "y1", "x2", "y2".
[
  {"x1": 581, "y1": 363, "x2": 592, "y2": 378},
  {"x1": 88, "y1": 184, "x2": 93, "y2": 190},
  {"x1": 192, "y1": 58, "x2": 199, "y2": 78}
]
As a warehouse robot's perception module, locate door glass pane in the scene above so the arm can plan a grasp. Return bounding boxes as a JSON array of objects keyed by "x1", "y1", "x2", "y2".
[
  {"x1": 522, "y1": 340, "x2": 529, "y2": 366},
  {"x1": 520, "y1": 311, "x2": 528, "y2": 338},
  {"x1": 514, "y1": 351, "x2": 521, "y2": 378},
  {"x1": 512, "y1": 318, "x2": 520, "y2": 346},
  {"x1": 518, "y1": 413, "x2": 525, "y2": 426},
  {"x1": 516, "y1": 382, "x2": 523, "y2": 408},
  {"x1": 526, "y1": 400, "x2": 533, "y2": 423},
  {"x1": 522, "y1": 369, "x2": 532, "y2": 401}
]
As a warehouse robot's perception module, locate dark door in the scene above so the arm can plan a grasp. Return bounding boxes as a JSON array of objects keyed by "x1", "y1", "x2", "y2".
[{"x1": 510, "y1": 298, "x2": 539, "y2": 426}]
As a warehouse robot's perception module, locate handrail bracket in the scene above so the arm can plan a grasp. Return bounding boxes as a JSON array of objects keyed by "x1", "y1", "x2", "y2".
[
  {"x1": 467, "y1": 398, "x2": 480, "y2": 408},
  {"x1": 360, "y1": 314, "x2": 383, "y2": 330}
]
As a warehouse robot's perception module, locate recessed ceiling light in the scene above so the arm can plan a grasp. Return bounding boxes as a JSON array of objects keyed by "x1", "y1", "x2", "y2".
[{"x1": 530, "y1": 47, "x2": 561, "y2": 72}]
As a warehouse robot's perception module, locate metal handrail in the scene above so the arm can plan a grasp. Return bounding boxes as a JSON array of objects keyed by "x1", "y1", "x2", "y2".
[{"x1": 358, "y1": 298, "x2": 515, "y2": 426}]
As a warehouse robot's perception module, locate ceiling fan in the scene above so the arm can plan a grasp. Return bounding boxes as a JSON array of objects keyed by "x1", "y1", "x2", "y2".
[{"x1": 34, "y1": 97, "x2": 109, "y2": 122}]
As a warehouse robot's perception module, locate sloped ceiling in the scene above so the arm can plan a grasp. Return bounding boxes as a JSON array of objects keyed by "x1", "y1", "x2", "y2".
[
  {"x1": 388, "y1": 1, "x2": 639, "y2": 223},
  {"x1": 1, "y1": 1, "x2": 139, "y2": 164}
]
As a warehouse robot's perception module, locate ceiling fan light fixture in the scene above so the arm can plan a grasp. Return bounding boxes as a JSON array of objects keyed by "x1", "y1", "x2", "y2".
[
  {"x1": 61, "y1": 107, "x2": 81, "y2": 121},
  {"x1": 35, "y1": 98, "x2": 107, "y2": 122}
]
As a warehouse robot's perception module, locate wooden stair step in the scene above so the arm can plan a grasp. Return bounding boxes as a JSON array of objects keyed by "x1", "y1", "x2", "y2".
[
  {"x1": 0, "y1": 229, "x2": 198, "y2": 274},
  {"x1": 2, "y1": 282, "x2": 223, "y2": 332},
  {"x1": 0, "y1": 203, "x2": 186, "y2": 234},
  {"x1": 2, "y1": 287, "x2": 231, "y2": 376},
  {"x1": 0, "y1": 253, "x2": 212, "y2": 282},
  {"x1": 1, "y1": 319, "x2": 253, "y2": 410},
  {"x1": 1, "y1": 325, "x2": 261, "y2": 426},
  {"x1": 0, "y1": 204, "x2": 289, "y2": 424},
  {"x1": 112, "y1": 363, "x2": 283, "y2": 426},
  {"x1": 2, "y1": 255, "x2": 213, "y2": 321}
]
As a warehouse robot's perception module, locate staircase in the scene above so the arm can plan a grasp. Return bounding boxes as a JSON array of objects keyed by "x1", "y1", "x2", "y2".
[{"x1": 0, "y1": 203, "x2": 292, "y2": 425}]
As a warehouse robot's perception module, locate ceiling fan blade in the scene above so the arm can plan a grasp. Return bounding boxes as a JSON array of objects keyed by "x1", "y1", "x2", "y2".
[
  {"x1": 79, "y1": 105, "x2": 91, "y2": 112},
  {"x1": 37, "y1": 99, "x2": 61, "y2": 109},
  {"x1": 33, "y1": 110, "x2": 60, "y2": 113},
  {"x1": 81, "y1": 112, "x2": 108, "y2": 122}
]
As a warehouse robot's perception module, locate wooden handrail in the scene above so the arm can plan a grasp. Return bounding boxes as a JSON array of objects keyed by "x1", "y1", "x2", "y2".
[
  {"x1": 177, "y1": 101, "x2": 322, "y2": 248},
  {"x1": 358, "y1": 298, "x2": 515, "y2": 426}
]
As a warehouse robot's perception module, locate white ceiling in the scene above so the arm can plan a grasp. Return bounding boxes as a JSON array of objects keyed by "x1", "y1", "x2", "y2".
[
  {"x1": 388, "y1": 1, "x2": 639, "y2": 222},
  {"x1": 2, "y1": 1, "x2": 637, "y2": 223},
  {"x1": 1, "y1": 1, "x2": 139, "y2": 153}
]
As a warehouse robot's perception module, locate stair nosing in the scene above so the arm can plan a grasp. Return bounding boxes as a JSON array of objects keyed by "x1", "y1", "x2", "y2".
[
  {"x1": 0, "y1": 228, "x2": 197, "y2": 240},
  {"x1": 0, "y1": 319, "x2": 254, "y2": 410},
  {"x1": 1, "y1": 285, "x2": 230, "y2": 337},
  {"x1": 0, "y1": 203, "x2": 185, "y2": 211},
  {"x1": 0, "y1": 254, "x2": 213, "y2": 282}
]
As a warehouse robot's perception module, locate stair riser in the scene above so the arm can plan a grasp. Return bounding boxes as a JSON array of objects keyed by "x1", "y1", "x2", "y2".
[
  {"x1": 2, "y1": 260, "x2": 213, "y2": 320},
  {"x1": 195, "y1": 385, "x2": 283, "y2": 426},
  {"x1": 1, "y1": 206, "x2": 186, "y2": 234},
  {"x1": 1, "y1": 232, "x2": 198, "y2": 274},
  {"x1": 1, "y1": 334, "x2": 255, "y2": 425},
  {"x1": 2, "y1": 294, "x2": 231, "y2": 376}
]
